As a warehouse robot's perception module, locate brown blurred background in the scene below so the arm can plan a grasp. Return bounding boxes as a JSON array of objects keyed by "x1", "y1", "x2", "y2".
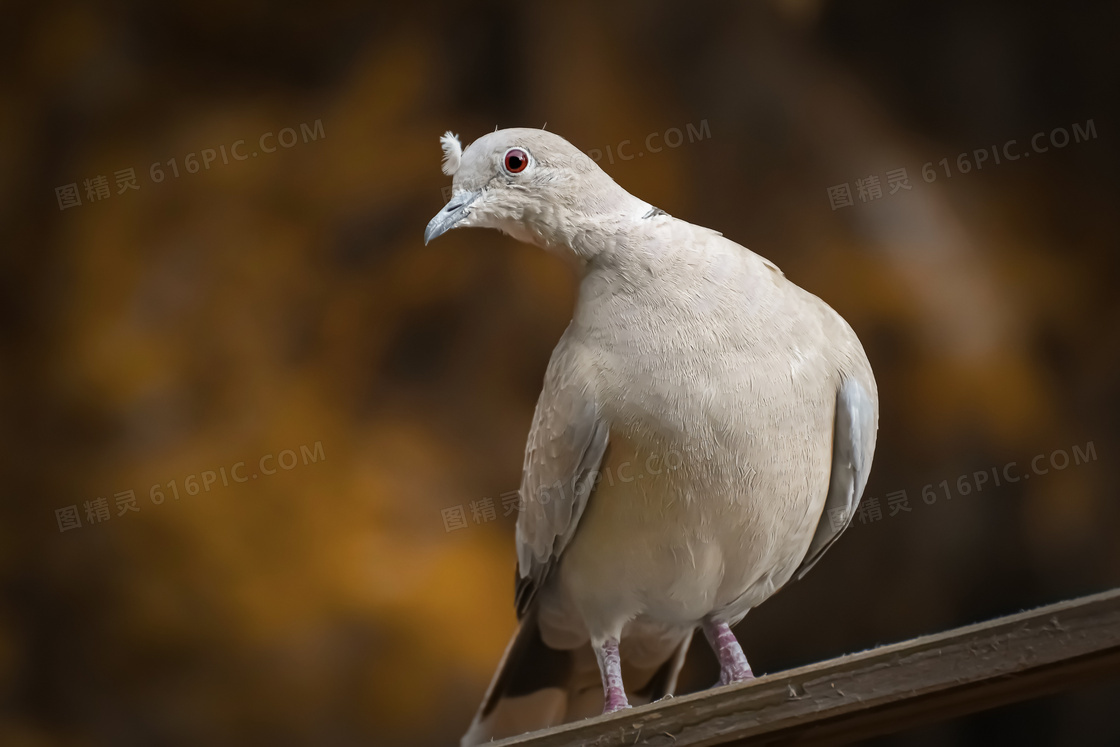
[{"x1": 2, "y1": 1, "x2": 1119, "y2": 745}]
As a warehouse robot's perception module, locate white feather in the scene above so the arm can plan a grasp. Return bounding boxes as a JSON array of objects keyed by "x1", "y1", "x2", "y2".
[{"x1": 440, "y1": 131, "x2": 462, "y2": 176}]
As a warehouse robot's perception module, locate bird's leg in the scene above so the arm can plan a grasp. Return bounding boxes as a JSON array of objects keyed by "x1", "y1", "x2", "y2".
[
  {"x1": 593, "y1": 637, "x2": 630, "y2": 713},
  {"x1": 701, "y1": 617, "x2": 754, "y2": 685}
]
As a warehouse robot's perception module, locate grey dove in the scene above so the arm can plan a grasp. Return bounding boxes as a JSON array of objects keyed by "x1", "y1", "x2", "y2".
[{"x1": 425, "y1": 128, "x2": 878, "y2": 745}]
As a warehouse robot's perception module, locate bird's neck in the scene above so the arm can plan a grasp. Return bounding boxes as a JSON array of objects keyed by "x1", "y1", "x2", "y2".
[{"x1": 553, "y1": 193, "x2": 658, "y2": 265}]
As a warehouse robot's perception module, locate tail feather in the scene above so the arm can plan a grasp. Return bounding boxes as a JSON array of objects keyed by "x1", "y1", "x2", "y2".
[{"x1": 461, "y1": 607, "x2": 691, "y2": 746}]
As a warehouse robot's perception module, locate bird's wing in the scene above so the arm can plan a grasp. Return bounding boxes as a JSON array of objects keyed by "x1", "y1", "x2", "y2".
[
  {"x1": 794, "y1": 376, "x2": 877, "y2": 580},
  {"x1": 514, "y1": 327, "x2": 609, "y2": 617}
]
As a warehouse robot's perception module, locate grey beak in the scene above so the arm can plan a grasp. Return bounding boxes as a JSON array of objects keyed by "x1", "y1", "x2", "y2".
[{"x1": 424, "y1": 191, "x2": 479, "y2": 245}]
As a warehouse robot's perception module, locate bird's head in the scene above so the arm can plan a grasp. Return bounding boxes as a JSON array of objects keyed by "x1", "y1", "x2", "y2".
[{"x1": 424, "y1": 128, "x2": 648, "y2": 258}]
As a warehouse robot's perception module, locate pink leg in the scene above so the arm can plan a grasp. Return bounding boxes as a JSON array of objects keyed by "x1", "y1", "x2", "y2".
[
  {"x1": 593, "y1": 637, "x2": 630, "y2": 713},
  {"x1": 701, "y1": 617, "x2": 754, "y2": 685}
]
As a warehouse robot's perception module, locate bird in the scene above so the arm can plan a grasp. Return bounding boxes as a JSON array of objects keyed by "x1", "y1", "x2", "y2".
[{"x1": 425, "y1": 128, "x2": 878, "y2": 745}]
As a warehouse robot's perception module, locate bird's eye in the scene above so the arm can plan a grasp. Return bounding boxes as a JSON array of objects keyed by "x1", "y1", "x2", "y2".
[{"x1": 503, "y1": 148, "x2": 529, "y2": 174}]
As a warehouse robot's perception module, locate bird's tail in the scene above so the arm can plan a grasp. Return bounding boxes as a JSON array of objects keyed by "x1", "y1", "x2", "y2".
[{"x1": 461, "y1": 607, "x2": 691, "y2": 746}]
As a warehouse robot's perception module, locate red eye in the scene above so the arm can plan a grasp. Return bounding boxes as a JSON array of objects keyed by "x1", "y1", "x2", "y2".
[{"x1": 504, "y1": 148, "x2": 529, "y2": 174}]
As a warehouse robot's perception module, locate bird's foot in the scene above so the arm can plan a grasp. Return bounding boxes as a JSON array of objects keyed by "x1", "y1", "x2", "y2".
[
  {"x1": 702, "y1": 617, "x2": 755, "y2": 686},
  {"x1": 719, "y1": 661, "x2": 755, "y2": 685},
  {"x1": 595, "y1": 637, "x2": 632, "y2": 714},
  {"x1": 603, "y1": 696, "x2": 632, "y2": 714}
]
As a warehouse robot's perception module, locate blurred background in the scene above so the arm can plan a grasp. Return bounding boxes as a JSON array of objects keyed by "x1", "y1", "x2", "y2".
[{"x1": 2, "y1": 1, "x2": 1119, "y2": 745}]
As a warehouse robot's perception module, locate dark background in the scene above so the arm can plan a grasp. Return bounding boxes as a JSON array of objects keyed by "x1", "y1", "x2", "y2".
[{"x1": 2, "y1": 1, "x2": 1119, "y2": 745}]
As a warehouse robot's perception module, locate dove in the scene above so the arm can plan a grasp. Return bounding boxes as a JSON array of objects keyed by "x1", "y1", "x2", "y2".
[{"x1": 425, "y1": 128, "x2": 878, "y2": 745}]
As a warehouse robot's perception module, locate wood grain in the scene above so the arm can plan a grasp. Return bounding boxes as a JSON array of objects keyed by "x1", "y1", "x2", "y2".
[{"x1": 489, "y1": 588, "x2": 1120, "y2": 747}]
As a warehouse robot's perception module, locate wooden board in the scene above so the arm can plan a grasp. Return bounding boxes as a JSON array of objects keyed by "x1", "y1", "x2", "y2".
[{"x1": 489, "y1": 587, "x2": 1120, "y2": 746}]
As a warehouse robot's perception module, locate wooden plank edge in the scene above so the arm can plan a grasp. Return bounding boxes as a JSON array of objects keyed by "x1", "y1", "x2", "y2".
[{"x1": 487, "y1": 587, "x2": 1120, "y2": 747}]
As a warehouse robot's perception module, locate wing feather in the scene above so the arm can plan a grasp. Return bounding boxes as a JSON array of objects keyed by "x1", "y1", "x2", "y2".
[
  {"x1": 514, "y1": 329, "x2": 609, "y2": 617},
  {"x1": 794, "y1": 376, "x2": 877, "y2": 580}
]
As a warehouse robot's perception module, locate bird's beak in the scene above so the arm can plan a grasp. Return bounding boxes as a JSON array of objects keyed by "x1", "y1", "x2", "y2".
[{"x1": 424, "y1": 191, "x2": 479, "y2": 245}]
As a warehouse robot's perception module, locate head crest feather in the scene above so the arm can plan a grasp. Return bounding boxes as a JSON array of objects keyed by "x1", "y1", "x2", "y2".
[{"x1": 440, "y1": 131, "x2": 462, "y2": 175}]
